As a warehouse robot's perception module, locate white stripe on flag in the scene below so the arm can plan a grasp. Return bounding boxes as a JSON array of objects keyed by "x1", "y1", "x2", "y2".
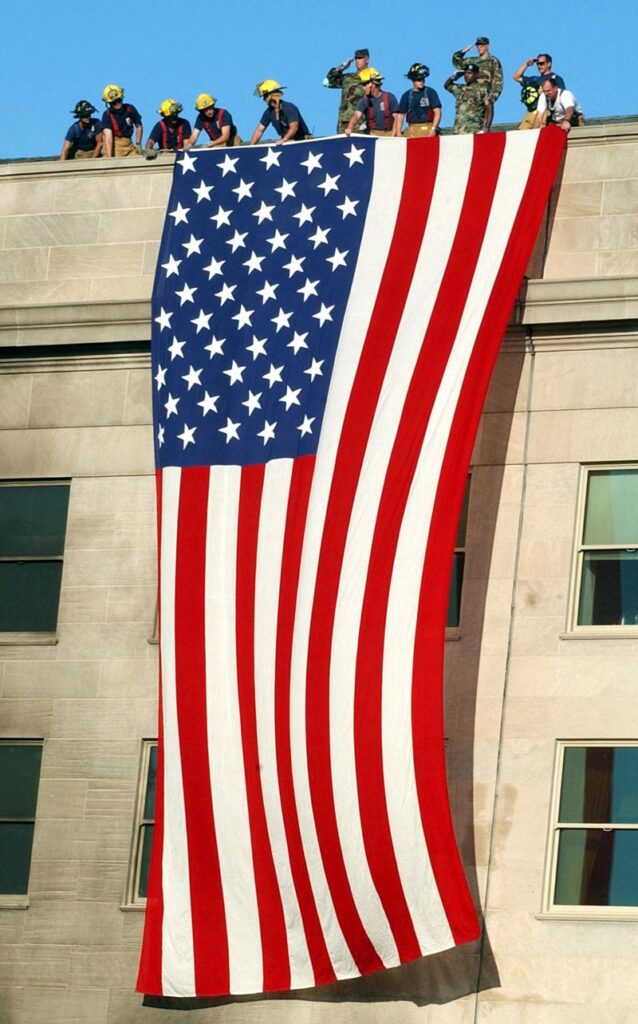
[
  {"x1": 204, "y1": 466, "x2": 262, "y2": 993},
  {"x1": 254, "y1": 458, "x2": 315, "y2": 990},
  {"x1": 289, "y1": 140, "x2": 407, "y2": 976},
  {"x1": 160, "y1": 467, "x2": 196, "y2": 997}
]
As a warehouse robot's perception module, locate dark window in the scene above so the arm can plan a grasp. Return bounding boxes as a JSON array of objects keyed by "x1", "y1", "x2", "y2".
[
  {"x1": 577, "y1": 469, "x2": 638, "y2": 627},
  {"x1": 0, "y1": 742, "x2": 43, "y2": 894},
  {"x1": 0, "y1": 483, "x2": 70, "y2": 633},
  {"x1": 129, "y1": 742, "x2": 157, "y2": 904},
  {"x1": 553, "y1": 746, "x2": 638, "y2": 908},
  {"x1": 447, "y1": 481, "x2": 469, "y2": 628}
]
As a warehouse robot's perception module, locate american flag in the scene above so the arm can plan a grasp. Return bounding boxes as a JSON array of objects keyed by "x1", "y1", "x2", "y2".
[{"x1": 138, "y1": 129, "x2": 565, "y2": 997}]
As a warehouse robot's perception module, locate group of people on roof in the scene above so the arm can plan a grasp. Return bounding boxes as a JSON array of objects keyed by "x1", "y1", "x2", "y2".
[{"x1": 60, "y1": 41, "x2": 584, "y2": 161}]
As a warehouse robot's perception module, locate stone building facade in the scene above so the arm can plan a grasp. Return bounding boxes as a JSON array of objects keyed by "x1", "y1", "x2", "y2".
[{"x1": 0, "y1": 122, "x2": 637, "y2": 1022}]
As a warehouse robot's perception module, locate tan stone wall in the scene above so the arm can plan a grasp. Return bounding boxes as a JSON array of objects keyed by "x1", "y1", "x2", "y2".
[{"x1": 0, "y1": 126, "x2": 637, "y2": 1023}]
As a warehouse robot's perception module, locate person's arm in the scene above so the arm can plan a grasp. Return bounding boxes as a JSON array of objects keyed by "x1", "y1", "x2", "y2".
[
  {"x1": 249, "y1": 123, "x2": 266, "y2": 145},
  {"x1": 393, "y1": 112, "x2": 404, "y2": 137},
  {"x1": 431, "y1": 105, "x2": 442, "y2": 131},
  {"x1": 92, "y1": 130, "x2": 103, "y2": 157},
  {"x1": 325, "y1": 59, "x2": 351, "y2": 88},
  {"x1": 209, "y1": 124, "x2": 231, "y2": 146},
  {"x1": 135, "y1": 121, "x2": 143, "y2": 147},
  {"x1": 186, "y1": 127, "x2": 201, "y2": 146},
  {"x1": 490, "y1": 58, "x2": 504, "y2": 102},
  {"x1": 60, "y1": 138, "x2": 73, "y2": 160},
  {"x1": 533, "y1": 93, "x2": 547, "y2": 128},
  {"x1": 513, "y1": 57, "x2": 535, "y2": 83},
  {"x1": 452, "y1": 45, "x2": 472, "y2": 69},
  {"x1": 484, "y1": 95, "x2": 494, "y2": 131},
  {"x1": 102, "y1": 127, "x2": 114, "y2": 157},
  {"x1": 344, "y1": 109, "x2": 364, "y2": 136},
  {"x1": 444, "y1": 73, "x2": 461, "y2": 93},
  {"x1": 277, "y1": 120, "x2": 299, "y2": 145}
]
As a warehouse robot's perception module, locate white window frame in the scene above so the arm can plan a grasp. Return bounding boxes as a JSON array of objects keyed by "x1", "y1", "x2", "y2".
[
  {"x1": 566, "y1": 463, "x2": 638, "y2": 638},
  {"x1": 123, "y1": 739, "x2": 157, "y2": 910},
  {"x1": 542, "y1": 740, "x2": 638, "y2": 920}
]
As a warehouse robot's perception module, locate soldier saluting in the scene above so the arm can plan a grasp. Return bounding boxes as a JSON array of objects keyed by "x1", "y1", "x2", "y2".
[
  {"x1": 452, "y1": 36, "x2": 503, "y2": 129},
  {"x1": 324, "y1": 48, "x2": 371, "y2": 134},
  {"x1": 444, "y1": 63, "x2": 491, "y2": 135}
]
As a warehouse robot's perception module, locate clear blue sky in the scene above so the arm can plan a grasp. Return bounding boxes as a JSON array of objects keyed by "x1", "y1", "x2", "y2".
[{"x1": 2, "y1": 0, "x2": 636, "y2": 160}]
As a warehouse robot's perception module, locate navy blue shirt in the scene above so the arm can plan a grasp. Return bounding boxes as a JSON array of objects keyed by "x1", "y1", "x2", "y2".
[
  {"x1": 356, "y1": 91, "x2": 399, "y2": 131},
  {"x1": 259, "y1": 99, "x2": 310, "y2": 140},
  {"x1": 100, "y1": 103, "x2": 142, "y2": 138},
  {"x1": 520, "y1": 72, "x2": 565, "y2": 109},
  {"x1": 195, "y1": 108, "x2": 237, "y2": 142},
  {"x1": 65, "y1": 118, "x2": 102, "y2": 152},
  {"x1": 398, "y1": 86, "x2": 441, "y2": 124},
  {"x1": 149, "y1": 117, "x2": 193, "y2": 149}
]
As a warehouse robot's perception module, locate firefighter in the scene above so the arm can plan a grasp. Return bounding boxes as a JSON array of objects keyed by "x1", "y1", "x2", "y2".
[
  {"x1": 344, "y1": 68, "x2": 399, "y2": 137},
  {"x1": 100, "y1": 84, "x2": 143, "y2": 158},
  {"x1": 187, "y1": 94, "x2": 240, "y2": 147},
  {"x1": 249, "y1": 80, "x2": 311, "y2": 145},
  {"x1": 60, "y1": 101, "x2": 103, "y2": 160},
  {"x1": 394, "y1": 63, "x2": 442, "y2": 137},
  {"x1": 145, "y1": 100, "x2": 192, "y2": 155}
]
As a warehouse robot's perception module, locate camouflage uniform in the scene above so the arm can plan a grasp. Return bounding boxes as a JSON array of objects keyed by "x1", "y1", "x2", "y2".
[
  {"x1": 445, "y1": 78, "x2": 490, "y2": 134},
  {"x1": 452, "y1": 50, "x2": 503, "y2": 103},
  {"x1": 325, "y1": 68, "x2": 365, "y2": 133}
]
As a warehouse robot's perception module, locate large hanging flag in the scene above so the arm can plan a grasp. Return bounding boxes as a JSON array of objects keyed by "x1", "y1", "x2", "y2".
[{"x1": 138, "y1": 129, "x2": 565, "y2": 998}]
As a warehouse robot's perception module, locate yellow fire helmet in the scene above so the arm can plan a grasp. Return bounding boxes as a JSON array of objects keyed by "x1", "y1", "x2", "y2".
[
  {"x1": 102, "y1": 84, "x2": 124, "y2": 104},
  {"x1": 358, "y1": 67, "x2": 383, "y2": 85},
  {"x1": 254, "y1": 79, "x2": 284, "y2": 98},
  {"x1": 195, "y1": 93, "x2": 216, "y2": 111},
  {"x1": 158, "y1": 99, "x2": 183, "y2": 118}
]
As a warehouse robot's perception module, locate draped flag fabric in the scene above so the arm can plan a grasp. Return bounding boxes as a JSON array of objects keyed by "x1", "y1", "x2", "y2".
[{"x1": 139, "y1": 128, "x2": 566, "y2": 997}]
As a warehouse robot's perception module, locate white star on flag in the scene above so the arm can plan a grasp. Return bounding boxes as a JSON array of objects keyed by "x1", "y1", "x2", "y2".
[
  {"x1": 242, "y1": 390, "x2": 262, "y2": 415},
  {"x1": 178, "y1": 151, "x2": 197, "y2": 173},
  {"x1": 257, "y1": 420, "x2": 277, "y2": 444},
  {"x1": 313, "y1": 302, "x2": 334, "y2": 326},
  {"x1": 181, "y1": 366, "x2": 203, "y2": 390},
  {"x1": 232, "y1": 179, "x2": 255, "y2": 202},
  {"x1": 190, "y1": 309, "x2": 213, "y2": 333},
  {"x1": 279, "y1": 385, "x2": 301, "y2": 410},
  {"x1": 197, "y1": 392, "x2": 219, "y2": 415},
  {"x1": 154, "y1": 365, "x2": 166, "y2": 389},
  {"x1": 297, "y1": 414, "x2": 315, "y2": 435},
  {"x1": 226, "y1": 230, "x2": 248, "y2": 252},
  {"x1": 263, "y1": 363, "x2": 284, "y2": 388},
  {"x1": 215, "y1": 283, "x2": 237, "y2": 306},
  {"x1": 326, "y1": 247, "x2": 349, "y2": 271},
  {"x1": 204, "y1": 335, "x2": 225, "y2": 358},
  {"x1": 304, "y1": 357, "x2": 324, "y2": 380},
  {"x1": 292, "y1": 204, "x2": 315, "y2": 226},
  {"x1": 282, "y1": 254, "x2": 305, "y2": 277},
  {"x1": 169, "y1": 203, "x2": 190, "y2": 225},
  {"x1": 193, "y1": 180, "x2": 214, "y2": 202},
  {"x1": 182, "y1": 235, "x2": 203, "y2": 257},
  {"x1": 218, "y1": 154, "x2": 239, "y2": 176},
  {"x1": 271, "y1": 308, "x2": 293, "y2": 332},
  {"x1": 253, "y1": 201, "x2": 275, "y2": 224},
  {"x1": 308, "y1": 225, "x2": 330, "y2": 248},
  {"x1": 317, "y1": 173, "x2": 340, "y2": 196},
  {"x1": 164, "y1": 393, "x2": 179, "y2": 417},
  {"x1": 246, "y1": 335, "x2": 268, "y2": 359},
  {"x1": 243, "y1": 251, "x2": 266, "y2": 274},
  {"x1": 175, "y1": 283, "x2": 197, "y2": 305},
  {"x1": 223, "y1": 360, "x2": 246, "y2": 385},
  {"x1": 300, "y1": 150, "x2": 323, "y2": 173},
  {"x1": 202, "y1": 256, "x2": 225, "y2": 279},
  {"x1": 336, "y1": 196, "x2": 359, "y2": 218},
  {"x1": 177, "y1": 423, "x2": 197, "y2": 448},
  {"x1": 287, "y1": 331, "x2": 309, "y2": 353},
  {"x1": 162, "y1": 254, "x2": 182, "y2": 277},
  {"x1": 266, "y1": 229, "x2": 288, "y2": 252},
  {"x1": 344, "y1": 143, "x2": 365, "y2": 165},
  {"x1": 168, "y1": 337, "x2": 186, "y2": 360},
  {"x1": 274, "y1": 178, "x2": 297, "y2": 201},
  {"x1": 256, "y1": 281, "x2": 278, "y2": 304},
  {"x1": 219, "y1": 417, "x2": 240, "y2": 442},
  {"x1": 297, "y1": 278, "x2": 319, "y2": 302},
  {"x1": 231, "y1": 305, "x2": 254, "y2": 329},
  {"x1": 211, "y1": 206, "x2": 232, "y2": 228},
  {"x1": 154, "y1": 307, "x2": 172, "y2": 330},
  {"x1": 259, "y1": 147, "x2": 281, "y2": 168}
]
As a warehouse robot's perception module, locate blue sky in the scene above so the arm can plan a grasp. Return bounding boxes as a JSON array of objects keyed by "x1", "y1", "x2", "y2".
[{"x1": 2, "y1": 0, "x2": 636, "y2": 160}]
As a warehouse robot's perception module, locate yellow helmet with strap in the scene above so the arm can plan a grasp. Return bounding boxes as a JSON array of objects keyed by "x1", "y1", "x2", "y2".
[
  {"x1": 255, "y1": 79, "x2": 284, "y2": 98},
  {"x1": 158, "y1": 99, "x2": 183, "y2": 117},
  {"x1": 358, "y1": 67, "x2": 383, "y2": 85},
  {"x1": 195, "y1": 92, "x2": 216, "y2": 111},
  {"x1": 102, "y1": 84, "x2": 124, "y2": 103}
]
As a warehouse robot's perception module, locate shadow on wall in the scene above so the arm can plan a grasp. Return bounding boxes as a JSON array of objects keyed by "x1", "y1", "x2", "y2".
[{"x1": 143, "y1": 311, "x2": 540, "y2": 1014}]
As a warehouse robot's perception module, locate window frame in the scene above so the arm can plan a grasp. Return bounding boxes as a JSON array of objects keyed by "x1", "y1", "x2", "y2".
[
  {"x1": 0, "y1": 479, "x2": 70, "y2": 645},
  {"x1": 542, "y1": 740, "x2": 638, "y2": 920},
  {"x1": 566, "y1": 463, "x2": 638, "y2": 638},
  {"x1": 123, "y1": 739, "x2": 157, "y2": 910},
  {"x1": 446, "y1": 473, "x2": 471, "y2": 638},
  {"x1": 0, "y1": 738, "x2": 44, "y2": 908}
]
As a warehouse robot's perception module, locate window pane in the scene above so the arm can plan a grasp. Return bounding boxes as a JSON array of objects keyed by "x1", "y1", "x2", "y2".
[
  {"x1": 0, "y1": 562, "x2": 64, "y2": 632},
  {"x1": 0, "y1": 745, "x2": 42, "y2": 818},
  {"x1": 559, "y1": 747, "x2": 638, "y2": 824},
  {"x1": 0, "y1": 485, "x2": 70, "y2": 557},
  {"x1": 578, "y1": 551, "x2": 638, "y2": 626},
  {"x1": 555, "y1": 829, "x2": 638, "y2": 906},
  {"x1": 583, "y1": 470, "x2": 638, "y2": 546},
  {"x1": 143, "y1": 746, "x2": 158, "y2": 820},
  {"x1": 456, "y1": 484, "x2": 470, "y2": 547},
  {"x1": 0, "y1": 823, "x2": 36, "y2": 894},
  {"x1": 138, "y1": 825, "x2": 154, "y2": 899},
  {"x1": 446, "y1": 552, "x2": 464, "y2": 628}
]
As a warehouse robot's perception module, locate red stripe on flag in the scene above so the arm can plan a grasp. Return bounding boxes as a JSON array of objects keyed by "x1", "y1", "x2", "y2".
[
  {"x1": 236, "y1": 464, "x2": 290, "y2": 992},
  {"x1": 136, "y1": 470, "x2": 165, "y2": 994},
  {"x1": 353, "y1": 132, "x2": 504, "y2": 957},
  {"x1": 305, "y1": 139, "x2": 440, "y2": 971},
  {"x1": 175, "y1": 468, "x2": 230, "y2": 992},
  {"x1": 413, "y1": 128, "x2": 566, "y2": 944},
  {"x1": 274, "y1": 456, "x2": 337, "y2": 986}
]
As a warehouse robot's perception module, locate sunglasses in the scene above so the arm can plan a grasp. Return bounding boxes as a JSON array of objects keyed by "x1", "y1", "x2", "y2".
[{"x1": 536, "y1": 60, "x2": 548, "y2": 66}]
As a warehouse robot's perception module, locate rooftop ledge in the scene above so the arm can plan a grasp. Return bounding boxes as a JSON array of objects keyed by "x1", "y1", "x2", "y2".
[
  {"x1": 0, "y1": 276, "x2": 636, "y2": 353},
  {"x1": 1, "y1": 116, "x2": 637, "y2": 177}
]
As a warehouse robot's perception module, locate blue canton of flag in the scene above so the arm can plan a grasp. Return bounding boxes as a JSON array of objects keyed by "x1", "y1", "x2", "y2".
[{"x1": 152, "y1": 138, "x2": 374, "y2": 468}]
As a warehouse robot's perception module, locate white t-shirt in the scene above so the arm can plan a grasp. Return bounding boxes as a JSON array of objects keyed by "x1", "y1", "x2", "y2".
[{"x1": 536, "y1": 88, "x2": 582, "y2": 122}]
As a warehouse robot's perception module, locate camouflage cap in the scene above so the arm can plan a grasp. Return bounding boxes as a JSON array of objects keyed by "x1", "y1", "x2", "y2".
[
  {"x1": 475, "y1": 36, "x2": 489, "y2": 44},
  {"x1": 354, "y1": 48, "x2": 369, "y2": 58},
  {"x1": 464, "y1": 62, "x2": 480, "y2": 73}
]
